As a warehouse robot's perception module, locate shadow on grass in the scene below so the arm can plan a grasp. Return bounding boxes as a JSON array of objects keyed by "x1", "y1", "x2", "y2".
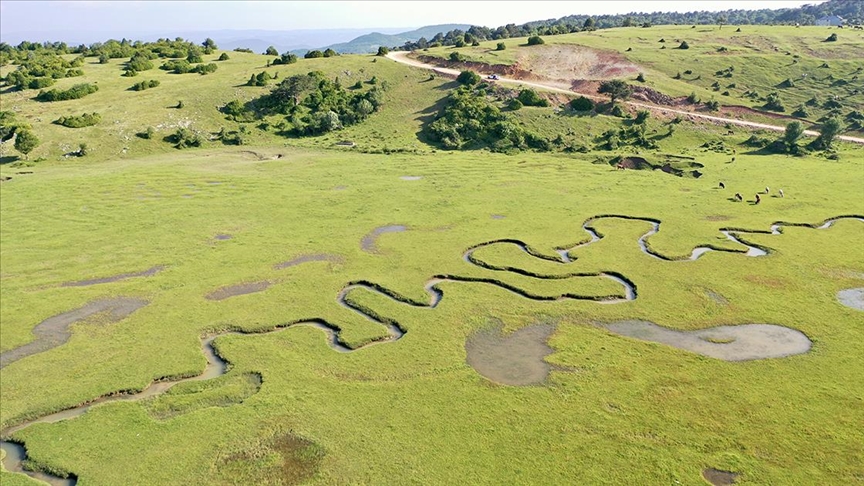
[{"x1": 0, "y1": 155, "x2": 21, "y2": 165}]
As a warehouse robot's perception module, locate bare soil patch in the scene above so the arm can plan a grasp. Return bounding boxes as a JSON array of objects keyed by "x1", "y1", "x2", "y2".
[
  {"x1": 603, "y1": 320, "x2": 811, "y2": 361},
  {"x1": 274, "y1": 253, "x2": 344, "y2": 270},
  {"x1": 703, "y1": 468, "x2": 738, "y2": 485},
  {"x1": 206, "y1": 281, "x2": 271, "y2": 301},
  {"x1": 491, "y1": 214, "x2": 506, "y2": 220},
  {"x1": 0, "y1": 297, "x2": 148, "y2": 368},
  {"x1": 465, "y1": 323, "x2": 555, "y2": 386},
  {"x1": 400, "y1": 176, "x2": 422, "y2": 181},
  {"x1": 214, "y1": 234, "x2": 233, "y2": 241},
  {"x1": 516, "y1": 44, "x2": 640, "y2": 82},
  {"x1": 837, "y1": 288, "x2": 864, "y2": 311},
  {"x1": 60, "y1": 265, "x2": 165, "y2": 287},
  {"x1": 360, "y1": 225, "x2": 407, "y2": 254}
]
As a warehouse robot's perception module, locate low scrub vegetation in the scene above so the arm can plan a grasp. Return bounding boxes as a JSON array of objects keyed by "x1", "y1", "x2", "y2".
[
  {"x1": 35, "y1": 83, "x2": 99, "y2": 102},
  {"x1": 54, "y1": 112, "x2": 101, "y2": 128}
]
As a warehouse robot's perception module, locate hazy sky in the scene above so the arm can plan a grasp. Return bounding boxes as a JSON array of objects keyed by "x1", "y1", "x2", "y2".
[{"x1": 1, "y1": 1, "x2": 822, "y2": 40}]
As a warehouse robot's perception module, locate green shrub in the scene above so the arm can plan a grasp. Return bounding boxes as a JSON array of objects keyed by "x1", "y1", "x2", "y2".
[
  {"x1": 273, "y1": 53, "x2": 297, "y2": 65},
  {"x1": 161, "y1": 59, "x2": 192, "y2": 73},
  {"x1": 265, "y1": 46, "x2": 278, "y2": 56},
  {"x1": 825, "y1": 33, "x2": 838, "y2": 42},
  {"x1": 193, "y1": 63, "x2": 217, "y2": 75},
  {"x1": 167, "y1": 127, "x2": 202, "y2": 149},
  {"x1": 449, "y1": 52, "x2": 464, "y2": 62},
  {"x1": 218, "y1": 52, "x2": 230, "y2": 61},
  {"x1": 36, "y1": 83, "x2": 98, "y2": 102},
  {"x1": 28, "y1": 77, "x2": 55, "y2": 89},
  {"x1": 376, "y1": 46, "x2": 389, "y2": 56},
  {"x1": 496, "y1": 42, "x2": 506, "y2": 51},
  {"x1": 792, "y1": 106, "x2": 809, "y2": 117},
  {"x1": 706, "y1": 99, "x2": 720, "y2": 111},
  {"x1": 764, "y1": 92, "x2": 785, "y2": 112},
  {"x1": 323, "y1": 48, "x2": 337, "y2": 58},
  {"x1": 54, "y1": 112, "x2": 101, "y2": 128},
  {"x1": 132, "y1": 79, "x2": 160, "y2": 91},
  {"x1": 526, "y1": 36, "x2": 544, "y2": 46},
  {"x1": 634, "y1": 110, "x2": 650, "y2": 124},
  {"x1": 221, "y1": 100, "x2": 256, "y2": 122},
  {"x1": 456, "y1": 70, "x2": 480, "y2": 86},
  {"x1": 508, "y1": 99, "x2": 523, "y2": 110},
  {"x1": 304, "y1": 50, "x2": 324, "y2": 59},
  {"x1": 687, "y1": 92, "x2": 700, "y2": 104},
  {"x1": 569, "y1": 96, "x2": 594, "y2": 111},
  {"x1": 517, "y1": 89, "x2": 549, "y2": 107},
  {"x1": 138, "y1": 126, "x2": 156, "y2": 139},
  {"x1": 636, "y1": 73, "x2": 645, "y2": 82},
  {"x1": 14, "y1": 129, "x2": 39, "y2": 157},
  {"x1": 678, "y1": 40, "x2": 690, "y2": 49}
]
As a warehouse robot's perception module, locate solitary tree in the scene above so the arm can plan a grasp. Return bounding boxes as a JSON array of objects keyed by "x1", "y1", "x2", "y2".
[
  {"x1": 202, "y1": 38, "x2": 218, "y2": 50},
  {"x1": 783, "y1": 121, "x2": 805, "y2": 151},
  {"x1": 376, "y1": 46, "x2": 389, "y2": 56},
  {"x1": 598, "y1": 79, "x2": 632, "y2": 104},
  {"x1": 815, "y1": 117, "x2": 843, "y2": 149},
  {"x1": 456, "y1": 70, "x2": 480, "y2": 86},
  {"x1": 14, "y1": 129, "x2": 39, "y2": 158},
  {"x1": 265, "y1": 46, "x2": 278, "y2": 56},
  {"x1": 717, "y1": 15, "x2": 727, "y2": 29},
  {"x1": 526, "y1": 35, "x2": 545, "y2": 46},
  {"x1": 323, "y1": 48, "x2": 337, "y2": 57}
]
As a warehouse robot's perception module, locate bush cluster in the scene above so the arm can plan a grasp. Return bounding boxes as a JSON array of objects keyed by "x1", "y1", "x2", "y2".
[
  {"x1": 54, "y1": 112, "x2": 101, "y2": 128},
  {"x1": 132, "y1": 79, "x2": 160, "y2": 91},
  {"x1": 425, "y1": 85, "x2": 549, "y2": 152},
  {"x1": 35, "y1": 83, "x2": 99, "y2": 101}
]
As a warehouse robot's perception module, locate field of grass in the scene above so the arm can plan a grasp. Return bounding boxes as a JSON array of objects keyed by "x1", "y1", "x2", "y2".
[
  {"x1": 417, "y1": 25, "x2": 864, "y2": 129},
  {"x1": 1, "y1": 28, "x2": 863, "y2": 486}
]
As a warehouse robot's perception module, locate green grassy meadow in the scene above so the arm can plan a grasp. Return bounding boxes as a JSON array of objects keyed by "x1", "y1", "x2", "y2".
[{"x1": 1, "y1": 27, "x2": 864, "y2": 486}]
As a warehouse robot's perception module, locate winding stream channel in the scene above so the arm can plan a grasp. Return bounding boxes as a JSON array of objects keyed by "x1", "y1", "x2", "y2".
[{"x1": 2, "y1": 215, "x2": 861, "y2": 484}]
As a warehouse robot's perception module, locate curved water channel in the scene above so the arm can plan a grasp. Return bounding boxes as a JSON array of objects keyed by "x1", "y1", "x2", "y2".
[{"x1": 2, "y1": 214, "x2": 861, "y2": 484}]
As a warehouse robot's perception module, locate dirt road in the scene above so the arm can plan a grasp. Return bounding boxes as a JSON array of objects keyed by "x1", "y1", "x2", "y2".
[{"x1": 386, "y1": 51, "x2": 864, "y2": 145}]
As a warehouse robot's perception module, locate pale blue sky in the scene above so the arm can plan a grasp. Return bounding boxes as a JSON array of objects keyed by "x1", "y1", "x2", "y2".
[{"x1": 1, "y1": 1, "x2": 821, "y2": 41}]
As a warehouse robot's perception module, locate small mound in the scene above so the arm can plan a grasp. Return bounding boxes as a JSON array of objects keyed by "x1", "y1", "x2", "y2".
[
  {"x1": 603, "y1": 320, "x2": 811, "y2": 361},
  {"x1": 837, "y1": 287, "x2": 864, "y2": 311},
  {"x1": 465, "y1": 323, "x2": 555, "y2": 386},
  {"x1": 618, "y1": 156, "x2": 652, "y2": 170},
  {"x1": 206, "y1": 281, "x2": 271, "y2": 301},
  {"x1": 360, "y1": 225, "x2": 407, "y2": 254},
  {"x1": 215, "y1": 431, "x2": 323, "y2": 486},
  {"x1": 274, "y1": 253, "x2": 343, "y2": 270},
  {"x1": 0, "y1": 297, "x2": 148, "y2": 368},
  {"x1": 703, "y1": 468, "x2": 738, "y2": 486}
]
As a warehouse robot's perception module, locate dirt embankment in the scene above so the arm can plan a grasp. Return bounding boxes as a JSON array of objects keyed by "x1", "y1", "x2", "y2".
[{"x1": 415, "y1": 55, "x2": 537, "y2": 80}]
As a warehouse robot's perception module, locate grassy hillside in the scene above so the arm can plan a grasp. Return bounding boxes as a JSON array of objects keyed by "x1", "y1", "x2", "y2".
[{"x1": 416, "y1": 25, "x2": 864, "y2": 130}]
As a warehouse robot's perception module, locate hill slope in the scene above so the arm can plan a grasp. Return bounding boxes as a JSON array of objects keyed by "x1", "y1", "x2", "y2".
[{"x1": 324, "y1": 24, "x2": 471, "y2": 54}]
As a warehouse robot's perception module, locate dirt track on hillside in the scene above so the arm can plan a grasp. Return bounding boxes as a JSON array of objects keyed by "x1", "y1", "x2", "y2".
[{"x1": 387, "y1": 51, "x2": 864, "y2": 145}]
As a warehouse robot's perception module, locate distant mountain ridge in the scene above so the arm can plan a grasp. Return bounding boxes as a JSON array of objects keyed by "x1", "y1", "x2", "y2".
[{"x1": 322, "y1": 24, "x2": 471, "y2": 54}]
